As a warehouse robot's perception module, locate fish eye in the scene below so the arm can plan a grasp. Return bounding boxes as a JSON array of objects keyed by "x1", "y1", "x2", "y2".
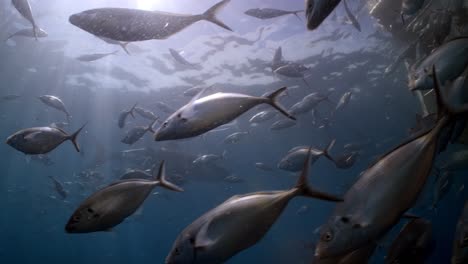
[
  {"x1": 73, "y1": 215, "x2": 81, "y2": 221},
  {"x1": 174, "y1": 248, "x2": 180, "y2": 256},
  {"x1": 321, "y1": 231, "x2": 334, "y2": 242},
  {"x1": 181, "y1": 118, "x2": 188, "y2": 123},
  {"x1": 163, "y1": 122, "x2": 168, "y2": 128}
]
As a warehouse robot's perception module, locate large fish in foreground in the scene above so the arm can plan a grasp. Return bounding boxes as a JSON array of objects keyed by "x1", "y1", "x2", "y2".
[
  {"x1": 315, "y1": 66, "x2": 468, "y2": 259},
  {"x1": 305, "y1": 0, "x2": 342, "y2": 30},
  {"x1": 6, "y1": 124, "x2": 86, "y2": 155},
  {"x1": 11, "y1": 0, "x2": 38, "y2": 39},
  {"x1": 165, "y1": 148, "x2": 342, "y2": 264},
  {"x1": 154, "y1": 87, "x2": 295, "y2": 141},
  {"x1": 66, "y1": 161, "x2": 183, "y2": 233},
  {"x1": 452, "y1": 201, "x2": 468, "y2": 264},
  {"x1": 69, "y1": 0, "x2": 232, "y2": 42}
]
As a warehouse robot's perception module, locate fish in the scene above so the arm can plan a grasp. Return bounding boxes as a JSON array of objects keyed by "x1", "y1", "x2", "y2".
[
  {"x1": 334, "y1": 91, "x2": 352, "y2": 115},
  {"x1": 99, "y1": 36, "x2": 130, "y2": 55},
  {"x1": 409, "y1": 37, "x2": 468, "y2": 91},
  {"x1": 5, "y1": 27, "x2": 47, "y2": 41},
  {"x1": 270, "y1": 119, "x2": 297, "y2": 131},
  {"x1": 342, "y1": 0, "x2": 361, "y2": 32},
  {"x1": 289, "y1": 92, "x2": 331, "y2": 116},
  {"x1": 244, "y1": 8, "x2": 303, "y2": 21},
  {"x1": 305, "y1": 0, "x2": 342, "y2": 30},
  {"x1": 134, "y1": 107, "x2": 159, "y2": 121},
  {"x1": 332, "y1": 151, "x2": 359, "y2": 169},
  {"x1": 440, "y1": 150, "x2": 468, "y2": 172},
  {"x1": 452, "y1": 201, "x2": 468, "y2": 264},
  {"x1": 121, "y1": 119, "x2": 158, "y2": 145},
  {"x1": 223, "y1": 132, "x2": 249, "y2": 144},
  {"x1": 69, "y1": 0, "x2": 232, "y2": 42},
  {"x1": 1, "y1": 94, "x2": 21, "y2": 101},
  {"x1": 315, "y1": 66, "x2": 466, "y2": 259},
  {"x1": 118, "y1": 103, "x2": 137, "y2": 128},
  {"x1": 271, "y1": 46, "x2": 285, "y2": 71},
  {"x1": 169, "y1": 48, "x2": 198, "y2": 68},
  {"x1": 29, "y1": 154, "x2": 54, "y2": 166},
  {"x1": 49, "y1": 176, "x2": 67, "y2": 200},
  {"x1": 254, "y1": 162, "x2": 274, "y2": 171},
  {"x1": 385, "y1": 218, "x2": 433, "y2": 264},
  {"x1": 11, "y1": 0, "x2": 38, "y2": 39},
  {"x1": 6, "y1": 124, "x2": 86, "y2": 155},
  {"x1": 312, "y1": 243, "x2": 377, "y2": 264},
  {"x1": 165, "y1": 148, "x2": 342, "y2": 264},
  {"x1": 274, "y1": 64, "x2": 312, "y2": 89},
  {"x1": 65, "y1": 161, "x2": 183, "y2": 233},
  {"x1": 432, "y1": 170, "x2": 453, "y2": 210},
  {"x1": 38, "y1": 95, "x2": 71, "y2": 121},
  {"x1": 155, "y1": 101, "x2": 175, "y2": 114},
  {"x1": 155, "y1": 87, "x2": 295, "y2": 141},
  {"x1": 249, "y1": 110, "x2": 277, "y2": 124},
  {"x1": 278, "y1": 140, "x2": 335, "y2": 172},
  {"x1": 76, "y1": 51, "x2": 118, "y2": 62},
  {"x1": 193, "y1": 153, "x2": 224, "y2": 166},
  {"x1": 223, "y1": 175, "x2": 243, "y2": 183}
]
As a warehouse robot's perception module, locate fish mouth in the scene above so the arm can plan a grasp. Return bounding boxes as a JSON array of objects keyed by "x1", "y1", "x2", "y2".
[
  {"x1": 68, "y1": 14, "x2": 80, "y2": 26},
  {"x1": 64, "y1": 223, "x2": 76, "y2": 233}
]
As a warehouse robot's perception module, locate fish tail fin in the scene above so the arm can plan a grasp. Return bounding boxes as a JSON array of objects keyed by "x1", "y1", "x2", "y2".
[
  {"x1": 202, "y1": 0, "x2": 233, "y2": 32},
  {"x1": 153, "y1": 161, "x2": 184, "y2": 192},
  {"x1": 5, "y1": 33, "x2": 14, "y2": 41},
  {"x1": 68, "y1": 123, "x2": 87, "y2": 153},
  {"x1": 323, "y1": 139, "x2": 336, "y2": 162},
  {"x1": 147, "y1": 118, "x2": 158, "y2": 133},
  {"x1": 292, "y1": 11, "x2": 303, "y2": 22},
  {"x1": 129, "y1": 102, "x2": 138, "y2": 118},
  {"x1": 295, "y1": 147, "x2": 343, "y2": 202},
  {"x1": 302, "y1": 77, "x2": 313, "y2": 89},
  {"x1": 120, "y1": 42, "x2": 130, "y2": 55},
  {"x1": 265, "y1": 87, "x2": 296, "y2": 120}
]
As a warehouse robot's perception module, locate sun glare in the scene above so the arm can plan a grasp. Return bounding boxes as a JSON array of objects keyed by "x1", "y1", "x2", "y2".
[{"x1": 136, "y1": 0, "x2": 157, "y2": 10}]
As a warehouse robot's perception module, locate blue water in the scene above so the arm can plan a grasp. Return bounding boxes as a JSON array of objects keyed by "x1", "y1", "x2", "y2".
[{"x1": 0, "y1": 0, "x2": 467, "y2": 263}]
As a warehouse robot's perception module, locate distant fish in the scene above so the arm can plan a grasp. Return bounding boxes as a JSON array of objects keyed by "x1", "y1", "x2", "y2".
[
  {"x1": 76, "y1": 51, "x2": 118, "y2": 62},
  {"x1": 193, "y1": 153, "x2": 225, "y2": 166},
  {"x1": 118, "y1": 103, "x2": 137, "y2": 128},
  {"x1": 38, "y1": 95, "x2": 71, "y2": 121},
  {"x1": 134, "y1": 107, "x2": 159, "y2": 121},
  {"x1": 69, "y1": 0, "x2": 232, "y2": 42},
  {"x1": 249, "y1": 110, "x2": 277, "y2": 124},
  {"x1": 165, "y1": 148, "x2": 342, "y2": 264},
  {"x1": 270, "y1": 119, "x2": 296, "y2": 131},
  {"x1": 155, "y1": 87, "x2": 295, "y2": 141},
  {"x1": 244, "y1": 8, "x2": 303, "y2": 21},
  {"x1": 0, "y1": 94, "x2": 21, "y2": 101},
  {"x1": 169, "y1": 48, "x2": 198, "y2": 68},
  {"x1": 99, "y1": 36, "x2": 130, "y2": 55},
  {"x1": 49, "y1": 176, "x2": 67, "y2": 200},
  {"x1": 11, "y1": 0, "x2": 39, "y2": 39},
  {"x1": 5, "y1": 27, "x2": 47, "y2": 41},
  {"x1": 29, "y1": 154, "x2": 54, "y2": 166},
  {"x1": 254, "y1": 162, "x2": 274, "y2": 171},
  {"x1": 342, "y1": 0, "x2": 361, "y2": 32},
  {"x1": 278, "y1": 140, "x2": 335, "y2": 172},
  {"x1": 332, "y1": 151, "x2": 359, "y2": 169},
  {"x1": 121, "y1": 119, "x2": 157, "y2": 145},
  {"x1": 6, "y1": 124, "x2": 86, "y2": 155},
  {"x1": 65, "y1": 161, "x2": 183, "y2": 233},
  {"x1": 289, "y1": 92, "x2": 331, "y2": 116},
  {"x1": 224, "y1": 132, "x2": 249, "y2": 144},
  {"x1": 305, "y1": 0, "x2": 342, "y2": 30},
  {"x1": 385, "y1": 218, "x2": 433, "y2": 264},
  {"x1": 274, "y1": 64, "x2": 312, "y2": 89},
  {"x1": 452, "y1": 201, "x2": 468, "y2": 264},
  {"x1": 333, "y1": 91, "x2": 352, "y2": 116}
]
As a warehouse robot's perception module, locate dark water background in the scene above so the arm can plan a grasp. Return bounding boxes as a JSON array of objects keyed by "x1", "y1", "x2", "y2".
[{"x1": 0, "y1": 0, "x2": 466, "y2": 263}]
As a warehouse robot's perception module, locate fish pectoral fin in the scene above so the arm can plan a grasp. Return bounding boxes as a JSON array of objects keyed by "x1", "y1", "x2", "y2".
[
  {"x1": 24, "y1": 131, "x2": 43, "y2": 141},
  {"x1": 195, "y1": 221, "x2": 217, "y2": 249}
]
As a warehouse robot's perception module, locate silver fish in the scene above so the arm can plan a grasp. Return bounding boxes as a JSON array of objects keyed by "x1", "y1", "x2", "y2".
[
  {"x1": 155, "y1": 87, "x2": 294, "y2": 141},
  {"x1": 165, "y1": 148, "x2": 342, "y2": 264},
  {"x1": 69, "y1": 0, "x2": 232, "y2": 42},
  {"x1": 452, "y1": 201, "x2": 468, "y2": 264},
  {"x1": 249, "y1": 110, "x2": 277, "y2": 124},
  {"x1": 315, "y1": 66, "x2": 464, "y2": 259},
  {"x1": 385, "y1": 218, "x2": 432, "y2": 264},
  {"x1": 169, "y1": 48, "x2": 198, "y2": 67},
  {"x1": 11, "y1": 0, "x2": 38, "y2": 39},
  {"x1": 274, "y1": 64, "x2": 312, "y2": 89},
  {"x1": 6, "y1": 124, "x2": 86, "y2": 155},
  {"x1": 342, "y1": 0, "x2": 361, "y2": 32},
  {"x1": 5, "y1": 27, "x2": 47, "y2": 41},
  {"x1": 334, "y1": 91, "x2": 352, "y2": 114},
  {"x1": 270, "y1": 119, "x2": 297, "y2": 131},
  {"x1": 289, "y1": 92, "x2": 331, "y2": 116},
  {"x1": 49, "y1": 176, "x2": 67, "y2": 200},
  {"x1": 305, "y1": 0, "x2": 342, "y2": 30},
  {"x1": 1, "y1": 94, "x2": 21, "y2": 101},
  {"x1": 121, "y1": 119, "x2": 157, "y2": 145},
  {"x1": 65, "y1": 161, "x2": 182, "y2": 233},
  {"x1": 38, "y1": 95, "x2": 71, "y2": 121},
  {"x1": 223, "y1": 132, "x2": 248, "y2": 144},
  {"x1": 134, "y1": 107, "x2": 159, "y2": 121},
  {"x1": 244, "y1": 8, "x2": 303, "y2": 20},
  {"x1": 409, "y1": 37, "x2": 468, "y2": 91},
  {"x1": 278, "y1": 140, "x2": 335, "y2": 172},
  {"x1": 193, "y1": 154, "x2": 224, "y2": 165},
  {"x1": 118, "y1": 103, "x2": 137, "y2": 128},
  {"x1": 271, "y1": 46, "x2": 285, "y2": 71},
  {"x1": 76, "y1": 51, "x2": 118, "y2": 62},
  {"x1": 254, "y1": 162, "x2": 274, "y2": 171}
]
